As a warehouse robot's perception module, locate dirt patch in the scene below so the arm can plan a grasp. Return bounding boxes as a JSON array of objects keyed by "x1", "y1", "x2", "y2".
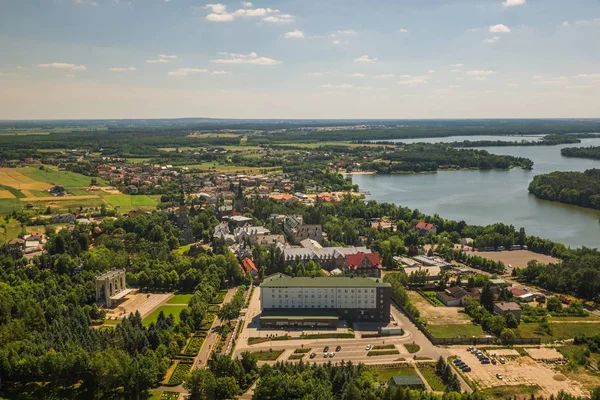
[
  {"x1": 0, "y1": 169, "x2": 52, "y2": 190},
  {"x1": 0, "y1": 190, "x2": 15, "y2": 199},
  {"x1": 407, "y1": 291, "x2": 471, "y2": 325},
  {"x1": 449, "y1": 348, "x2": 587, "y2": 398},
  {"x1": 101, "y1": 186, "x2": 122, "y2": 195},
  {"x1": 469, "y1": 250, "x2": 559, "y2": 273},
  {"x1": 554, "y1": 374, "x2": 567, "y2": 381},
  {"x1": 525, "y1": 348, "x2": 564, "y2": 360}
]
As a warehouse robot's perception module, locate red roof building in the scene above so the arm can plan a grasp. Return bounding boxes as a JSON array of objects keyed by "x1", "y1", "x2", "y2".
[
  {"x1": 345, "y1": 252, "x2": 382, "y2": 278},
  {"x1": 241, "y1": 257, "x2": 259, "y2": 279},
  {"x1": 415, "y1": 222, "x2": 437, "y2": 236}
]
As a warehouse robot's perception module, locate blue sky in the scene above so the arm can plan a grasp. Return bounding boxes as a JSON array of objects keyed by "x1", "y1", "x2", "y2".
[{"x1": 0, "y1": 0, "x2": 599, "y2": 119}]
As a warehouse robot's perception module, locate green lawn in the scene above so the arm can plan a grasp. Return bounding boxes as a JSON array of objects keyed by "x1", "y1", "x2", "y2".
[
  {"x1": 17, "y1": 166, "x2": 108, "y2": 187},
  {"x1": 517, "y1": 322, "x2": 600, "y2": 343},
  {"x1": 173, "y1": 243, "x2": 192, "y2": 255},
  {"x1": 143, "y1": 305, "x2": 187, "y2": 327},
  {"x1": 251, "y1": 349, "x2": 284, "y2": 361},
  {"x1": 167, "y1": 294, "x2": 193, "y2": 305},
  {"x1": 405, "y1": 344, "x2": 421, "y2": 353},
  {"x1": 426, "y1": 323, "x2": 486, "y2": 338},
  {"x1": 0, "y1": 218, "x2": 22, "y2": 242},
  {"x1": 105, "y1": 195, "x2": 158, "y2": 208},
  {"x1": 417, "y1": 364, "x2": 446, "y2": 391},
  {"x1": 372, "y1": 366, "x2": 418, "y2": 382}
]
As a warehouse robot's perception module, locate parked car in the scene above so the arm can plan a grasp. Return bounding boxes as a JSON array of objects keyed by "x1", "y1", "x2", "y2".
[
  {"x1": 496, "y1": 373, "x2": 503, "y2": 380},
  {"x1": 310, "y1": 353, "x2": 316, "y2": 359},
  {"x1": 323, "y1": 353, "x2": 328, "y2": 358},
  {"x1": 467, "y1": 347, "x2": 473, "y2": 351},
  {"x1": 500, "y1": 358, "x2": 505, "y2": 364},
  {"x1": 461, "y1": 366, "x2": 471, "y2": 372},
  {"x1": 453, "y1": 359, "x2": 462, "y2": 365},
  {"x1": 329, "y1": 352, "x2": 335, "y2": 358},
  {"x1": 365, "y1": 344, "x2": 372, "y2": 350},
  {"x1": 491, "y1": 359, "x2": 497, "y2": 365},
  {"x1": 336, "y1": 345, "x2": 341, "y2": 352},
  {"x1": 481, "y1": 359, "x2": 490, "y2": 364},
  {"x1": 323, "y1": 346, "x2": 329, "y2": 353}
]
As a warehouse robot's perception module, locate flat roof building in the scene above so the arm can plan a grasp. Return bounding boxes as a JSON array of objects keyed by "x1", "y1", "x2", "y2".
[{"x1": 260, "y1": 274, "x2": 391, "y2": 328}]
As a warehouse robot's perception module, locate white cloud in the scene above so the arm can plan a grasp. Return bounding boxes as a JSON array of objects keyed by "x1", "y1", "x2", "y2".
[
  {"x1": 206, "y1": 13, "x2": 235, "y2": 21},
  {"x1": 474, "y1": 77, "x2": 488, "y2": 81},
  {"x1": 75, "y1": 0, "x2": 99, "y2": 6},
  {"x1": 502, "y1": 0, "x2": 526, "y2": 7},
  {"x1": 428, "y1": 70, "x2": 436, "y2": 73},
  {"x1": 484, "y1": 36, "x2": 500, "y2": 44},
  {"x1": 39, "y1": 63, "x2": 87, "y2": 71},
  {"x1": 466, "y1": 70, "x2": 497, "y2": 76},
  {"x1": 565, "y1": 85, "x2": 593, "y2": 89},
  {"x1": 536, "y1": 80, "x2": 563, "y2": 85},
  {"x1": 398, "y1": 28, "x2": 408, "y2": 33},
  {"x1": 507, "y1": 83, "x2": 519, "y2": 87},
  {"x1": 489, "y1": 24, "x2": 511, "y2": 33},
  {"x1": 354, "y1": 55, "x2": 377, "y2": 64},
  {"x1": 211, "y1": 52, "x2": 279, "y2": 65},
  {"x1": 433, "y1": 89, "x2": 454, "y2": 95},
  {"x1": 204, "y1": 3, "x2": 293, "y2": 23},
  {"x1": 205, "y1": 3, "x2": 227, "y2": 13},
  {"x1": 532, "y1": 75, "x2": 543, "y2": 79},
  {"x1": 109, "y1": 67, "x2": 136, "y2": 72},
  {"x1": 375, "y1": 74, "x2": 395, "y2": 78},
  {"x1": 466, "y1": 28, "x2": 481, "y2": 33},
  {"x1": 351, "y1": 73, "x2": 366, "y2": 77},
  {"x1": 284, "y1": 29, "x2": 304, "y2": 39},
  {"x1": 456, "y1": 77, "x2": 465, "y2": 81},
  {"x1": 332, "y1": 40, "x2": 341, "y2": 45},
  {"x1": 397, "y1": 78, "x2": 428, "y2": 85},
  {"x1": 449, "y1": 85, "x2": 462, "y2": 88},
  {"x1": 576, "y1": 73, "x2": 600, "y2": 79},
  {"x1": 449, "y1": 69, "x2": 461, "y2": 73},
  {"x1": 210, "y1": 70, "x2": 231, "y2": 75},
  {"x1": 561, "y1": 21, "x2": 570, "y2": 28},
  {"x1": 452, "y1": 63, "x2": 464, "y2": 68},
  {"x1": 159, "y1": 54, "x2": 177, "y2": 60},
  {"x1": 330, "y1": 30, "x2": 357, "y2": 37},
  {"x1": 168, "y1": 68, "x2": 209, "y2": 77},
  {"x1": 320, "y1": 84, "x2": 353, "y2": 89},
  {"x1": 575, "y1": 18, "x2": 600, "y2": 25}
]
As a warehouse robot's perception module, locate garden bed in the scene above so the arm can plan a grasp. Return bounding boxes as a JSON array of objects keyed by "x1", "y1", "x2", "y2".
[
  {"x1": 300, "y1": 333, "x2": 355, "y2": 339},
  {"x1": 372, "y1": 344, "x2": 396, "y2": 350},
  {"x1": 250, "y1": 349, "x2": 285, "y2": 361},
  {"x1": 210, "y1": 290, "x2": 228, "y2": 304},
  {"x1": 182, "y1": 334, "x2": 206, "y2": 356},
  {"x1": 288, "y1": 354, "x2": 305, "y2": 360},
  {"x1": 367, "y1": 350, "x2": 400, "y2": 357},
  {"x1": 166, "y1": 361, "x2": 193, "y2": 386},
  {"x1": 405, "y1": 344, "x2": 421, "y2": 353}
]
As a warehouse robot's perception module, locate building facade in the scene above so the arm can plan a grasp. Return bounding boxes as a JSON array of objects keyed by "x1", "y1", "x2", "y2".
[
  {"x1": 95, "y1": 269, "x2": 130, "y2": 307},
  {"x1": 260, "y1": 274, "x2": 391, "y2": 327}
]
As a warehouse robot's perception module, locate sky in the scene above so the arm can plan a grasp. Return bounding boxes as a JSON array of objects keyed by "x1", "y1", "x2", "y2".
[{"x1": 0, "y1": 0, "x2": 599, "y2": 119}]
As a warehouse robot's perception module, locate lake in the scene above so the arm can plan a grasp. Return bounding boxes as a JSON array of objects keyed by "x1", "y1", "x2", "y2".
[{"x1": 352, "y1": 137, "x2": 600, "y2": 249}]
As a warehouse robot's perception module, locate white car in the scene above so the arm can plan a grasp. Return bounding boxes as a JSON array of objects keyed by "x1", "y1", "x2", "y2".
[
  {"x1": 365, "y1": 344, "x2": 372, "y2": 351},
  {"x1": 496, "y1": 374, "x2": 503, "y2": 380}
]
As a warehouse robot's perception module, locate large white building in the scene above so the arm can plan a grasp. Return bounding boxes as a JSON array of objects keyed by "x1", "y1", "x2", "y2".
[{"x1": 259, "y1": 274, "x2": 391, "y2": 327}]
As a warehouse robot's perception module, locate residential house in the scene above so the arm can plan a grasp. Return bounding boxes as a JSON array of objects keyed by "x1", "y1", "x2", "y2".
[
  {"x1": 415, "y1": 222, "x2": 437, "y2": 236},
  {"x1": 241, "y1": 257, "x2": 259, "y2": 281},
  {"x1": 493, "y1": 302, "x2": 522, "y2": 322},
  {"x1": 345, "y1": 252, "x2": 382, "y2": 278},
  {"x1": 436, "y1": 286, "x2": 469, "y2": 306}
]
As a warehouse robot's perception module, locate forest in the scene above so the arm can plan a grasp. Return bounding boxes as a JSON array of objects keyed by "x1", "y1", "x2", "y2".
[
  {"x1": 445, "y1": 134, "x2": 583, "y2": 147},
  {"x1": 527, "y1": 169, "x2": 600, "y2": 210},
  {"x1": 561, "y1": 146, "x2": 600, "y2": 160}
]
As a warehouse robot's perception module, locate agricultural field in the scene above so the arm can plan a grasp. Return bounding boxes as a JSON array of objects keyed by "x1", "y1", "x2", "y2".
[
  {"x1": 104, "y1": 194, "x2": 158, "y2": 209},
  {"x1": 0, "y1": 218, "x2": 22, "y2": 243},
  {"x1": 142, "y1": 305, "x2": 187, "y2": 327},
  {"x1": 16, "y1": 166, "x2": 108, "y2": 188}
]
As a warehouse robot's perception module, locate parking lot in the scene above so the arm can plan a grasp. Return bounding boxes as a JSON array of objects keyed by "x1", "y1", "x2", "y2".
[{"x1": 448, "y1": 348, "x2": 587, "y2": 397}]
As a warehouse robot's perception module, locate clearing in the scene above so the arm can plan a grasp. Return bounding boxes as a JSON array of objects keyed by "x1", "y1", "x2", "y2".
[
  {"x1": 167, "y1": 294, "x2": 193, "y2": 305},
  {"x1": 469, "y1": 249, "x2": 559, "y2": 272},
  {"x1": 408, "y1": 291, "x2": 471, "y2": 325},
  {"x1": 105, "y1": 195, "x2": 158, "y2": 209},
  {"x1": 517, "y1": 321, "x2": 600, "y2": 343}
]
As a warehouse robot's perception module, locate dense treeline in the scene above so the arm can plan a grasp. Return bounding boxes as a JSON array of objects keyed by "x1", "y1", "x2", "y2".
[
  {"x1": 363, "y1": 144, "x2": 534, "y2": 173},
  {"x1": 561, "y1": 146, "x2": 600, "y2": 160},
  {"x1": 447, "y1": 134, "x2": 582, "y2": 148},
  {"x1": 528, "y1": 169, "x2": 600, "y2": 210}
]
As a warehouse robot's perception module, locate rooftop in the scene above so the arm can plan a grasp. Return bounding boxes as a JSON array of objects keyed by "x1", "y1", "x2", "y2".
[
  {"x1": 262, "y1": 274, "x2": 390, "y2": 288},
  {"x1": 388, "y1": 375, "x2": 425, "y2": 387},
  {"x1": 494, "y1": 301, "x2": 522, "y2": 311}
]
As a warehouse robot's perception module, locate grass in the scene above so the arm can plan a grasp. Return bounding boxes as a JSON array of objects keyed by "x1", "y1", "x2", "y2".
[
  {"x1": 143, "y1": 305, "x2": 187, "y2": 327},
  {"x1": 300, "y1": 333, "x2": 355, "y2": 339},
  {"x1": 288, "y1": 354, "x2": 305, "y2": 360},
  {"x1": 294, "y1": 348, "x2": 312, "y2": 354},
  {"x1": 0, "y1": 198, "x2": 22, "y2": 214},
  {"x1": 480, "y1": 385, "x2": 541, "y2": 399},
  {"x1": 250, "y1": 349, "x2": 285, "y2": 361},
  {"x1": 0, "y1": 218, "x2": 22, "y2": 242},
  {"x1": 248, "y1": 336, "x2": 291, "y2": 345},
  {"x1": 367, "y1": 350, "x2": 400, "y2": 356},
  {"x1": 426, "y1": 324, "x2": 486, "y2": 338},
  {"x1": 0, "y1": 184, "x2": 25, "y2": 198},
  {"x1": 173, "y1": 243, "x2": 192, "y2": 255},
  {"x1": 105, "y1": 194, "x2": 158, "y2": 209},
  {"x1": 372, "y1": 366, "x2": 418, "y2": 382},
  {"x1": 103, "y1": 319, "x2": 121, "y2": 326},
  {"x1": 167, "y1": 361, "x2": 193, "y2": 385},
  {"x1": 182, "y1": 334, "x2": 205, "y2": 356},
  {"x1": 405, "y1": 344, "x2": 421, "y2": 353},
  {"x1": 17, "y1": 166, "x2": 108, "y2": 187},
  {"x1": 517, "y1": 322, "x2": 600, "y2": 343},
  {"x1": 167, "y1": 294, "x2": 193, "y2": 305},
  {"x1": 417, "y1": 363, "x2": 446, "y2": 391},
  {"x1": 419, "y1": 291, "x2": 445, "y2": 307},
  {"x1": 372, "y1": 344, "x2": 396, "y2": 350}
]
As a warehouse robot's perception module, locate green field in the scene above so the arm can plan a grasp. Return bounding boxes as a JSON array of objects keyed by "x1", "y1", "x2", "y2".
[
  {"x1": 0, "y1": 199, "x2": 22, "y2": 215},
  {"x1": 143, "y1": 305, "x2": 187, "y2": 327},
  {"x1": 417, "y1": 363, "x2": 446, "y2": 391},
  {"x1": 0, "y1": 184, "x2": 25, "y2": 198},
  {"x1": 372, "y1": 366, "x2": 418, "y2": 382},
  {"x1": 17, "y1": 166, "x2": 108, "y2": 187},
  {"x1": 426, "y1": 323, "x2": 486, "y2": 338},
  {"x1": 167, "y1": 294, "x2": 193, "y2": 305},
  {"x1": 517, "y1": 322, "x2": 600, "y2": 343},
  {"x1": 105, "y1": 195, "x2": 158, "y2": 208}
]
